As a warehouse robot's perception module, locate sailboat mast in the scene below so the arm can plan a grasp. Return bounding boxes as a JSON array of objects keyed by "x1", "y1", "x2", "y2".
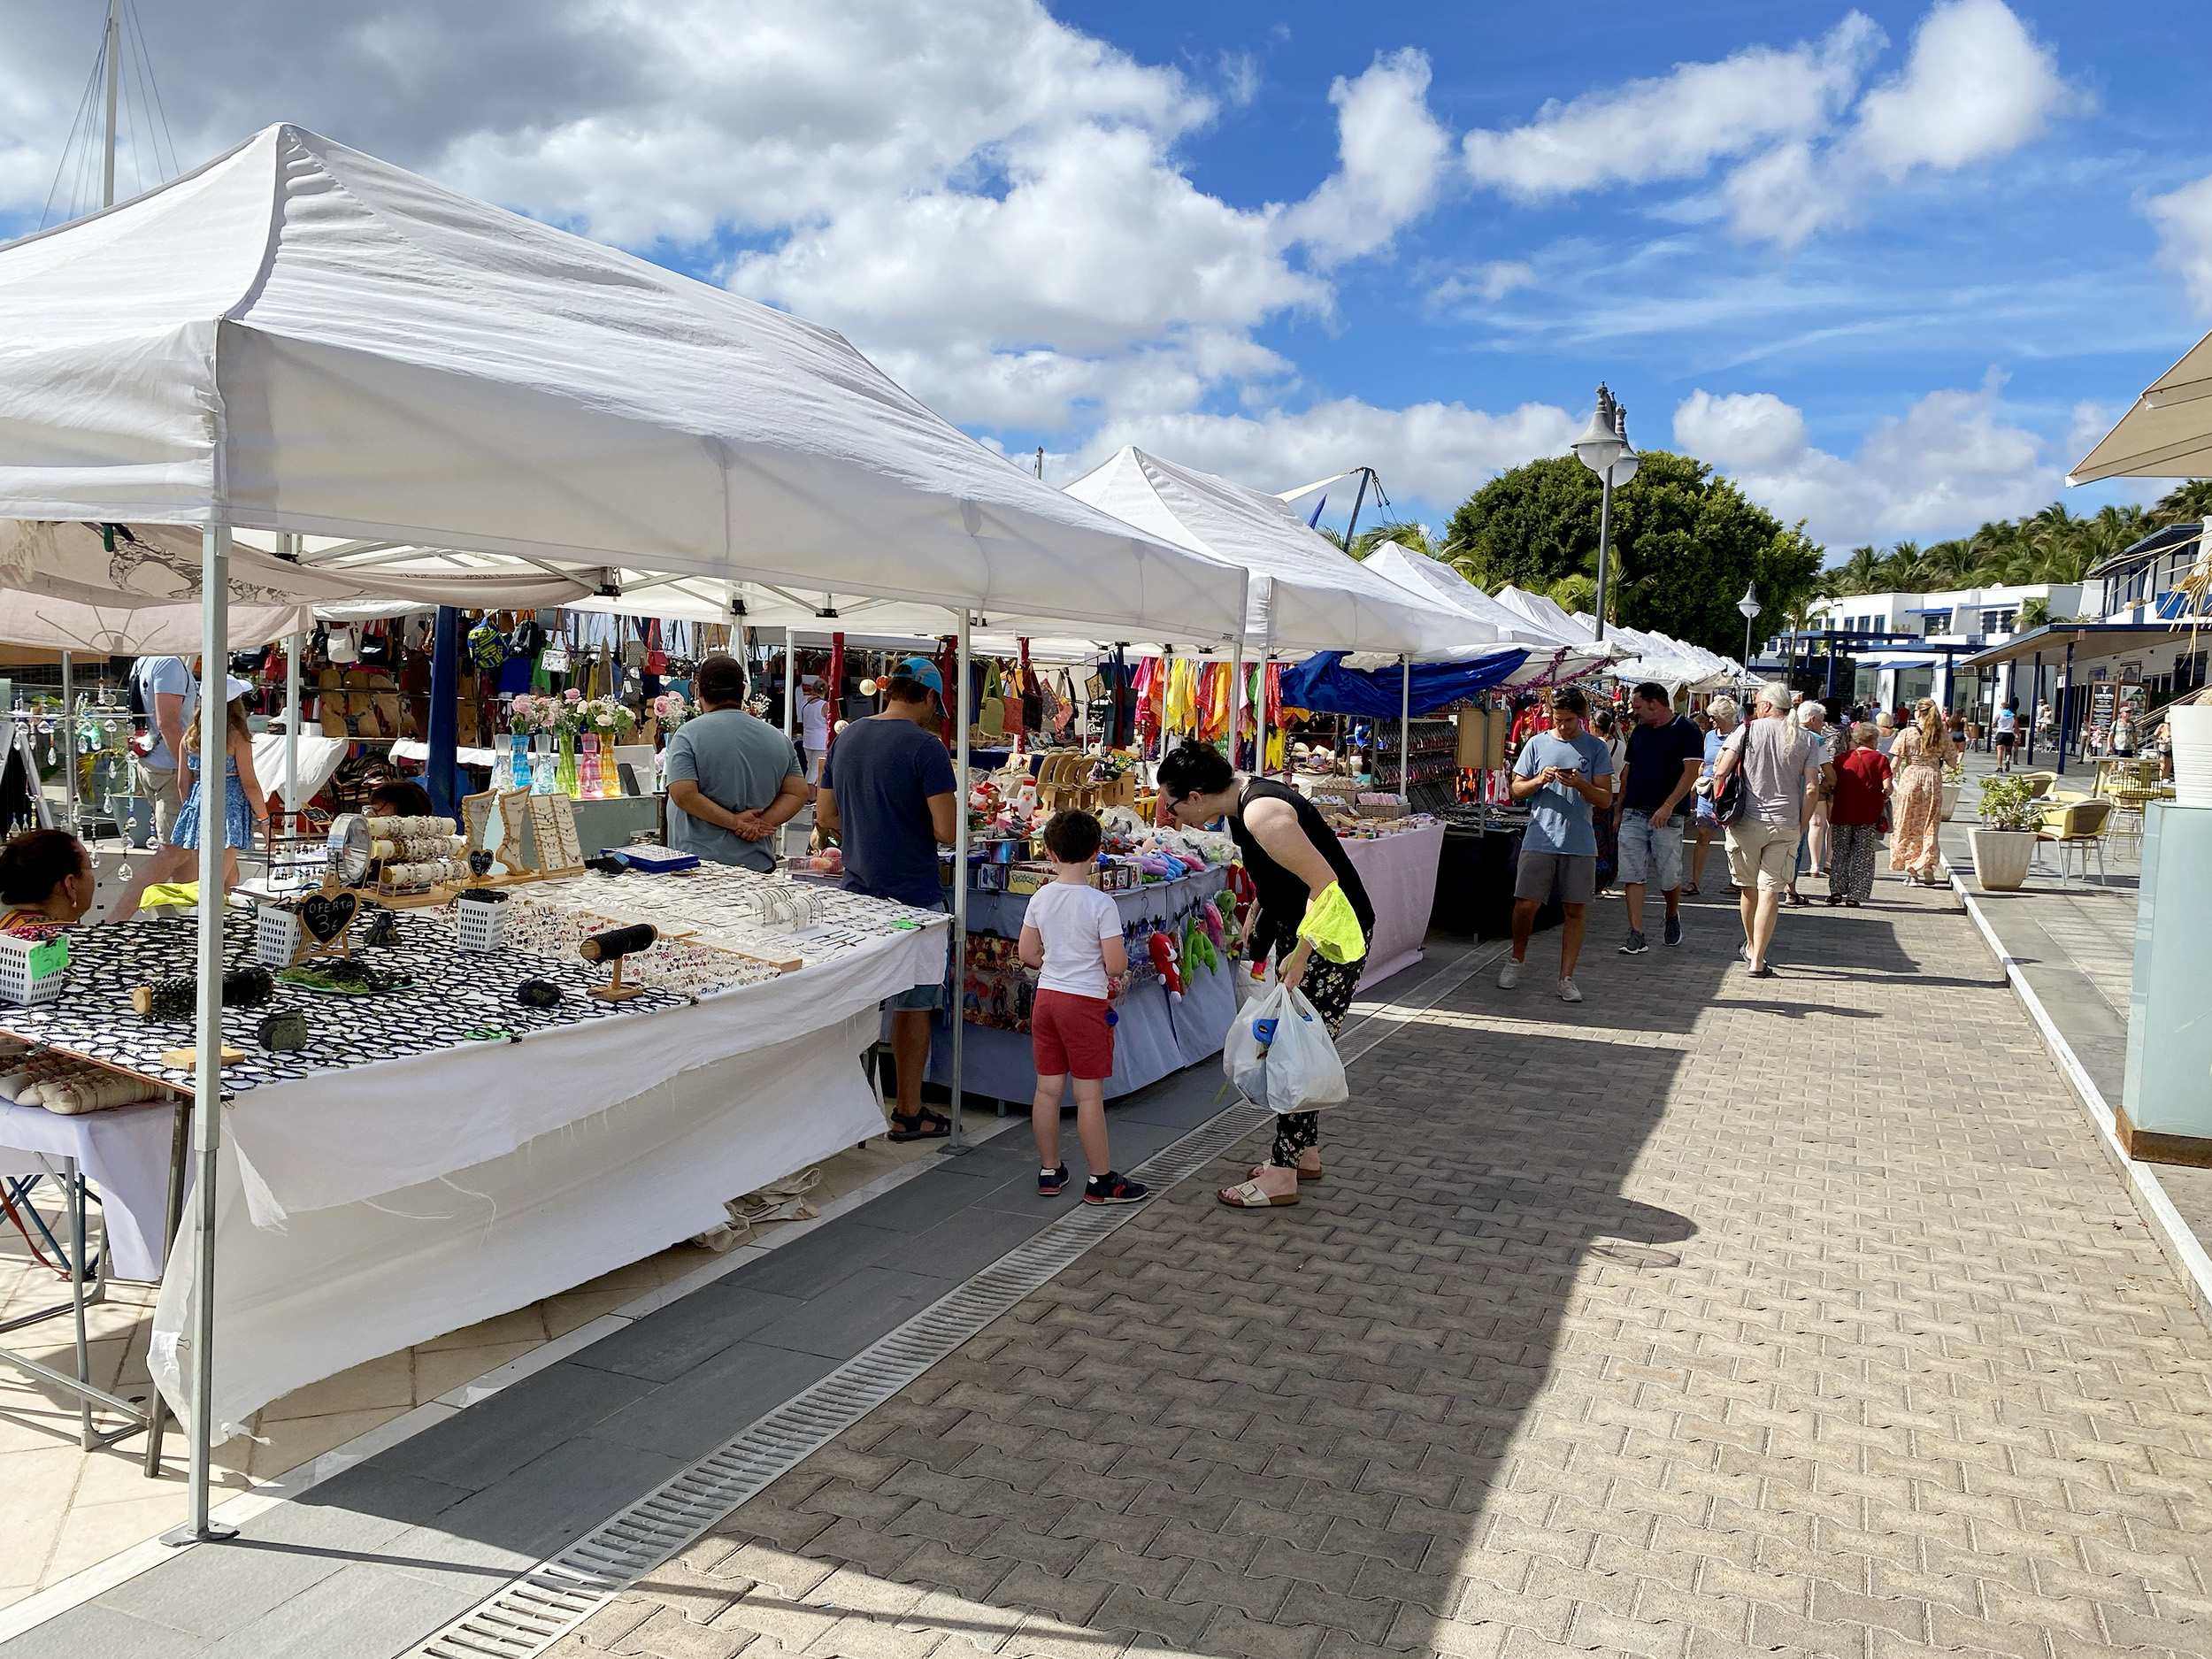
[{"x1": 100, "y1": 0, "x2": 120, "y2": 207}]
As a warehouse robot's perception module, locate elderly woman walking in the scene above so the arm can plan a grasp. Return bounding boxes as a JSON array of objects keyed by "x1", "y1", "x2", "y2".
[
  {"x1": 1827, "y1": 724, "x2": 1891, "y2": 906},
  {"x1": 1887, "y1": 696, "x2": 1952, "y2": 886}
]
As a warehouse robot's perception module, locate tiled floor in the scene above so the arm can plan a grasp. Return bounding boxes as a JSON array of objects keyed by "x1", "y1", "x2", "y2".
[{"x1": 0, "y1": 1117, "x2": 976, "y2": 1614}]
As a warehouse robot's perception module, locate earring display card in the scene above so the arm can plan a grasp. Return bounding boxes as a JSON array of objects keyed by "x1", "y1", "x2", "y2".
[{"x1": 527, "y1": 794, "x2": 586, "y2": 874}]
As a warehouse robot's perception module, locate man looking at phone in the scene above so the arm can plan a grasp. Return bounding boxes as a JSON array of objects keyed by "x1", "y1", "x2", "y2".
[{"x1": 1499, "y1": 685, "x2": 1614, "y2": 1002}]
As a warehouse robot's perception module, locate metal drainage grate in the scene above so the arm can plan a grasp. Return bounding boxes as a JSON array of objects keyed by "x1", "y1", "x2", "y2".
[{"x1": 410, "y1": 1102, "x2": 1271, "y2": 1659}]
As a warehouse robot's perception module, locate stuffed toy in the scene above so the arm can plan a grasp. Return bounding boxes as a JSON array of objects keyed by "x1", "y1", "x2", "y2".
[
  {"x1": 1148, "y1": 931, "x2": 1184, "y2": 1003},
  {"x1": 1197, "y1": 898, "x2": 1225, "y2": 954}
]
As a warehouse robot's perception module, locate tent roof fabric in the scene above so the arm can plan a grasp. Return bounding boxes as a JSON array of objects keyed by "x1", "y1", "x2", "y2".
[
  {"x1": 1061, "y1": 448, "x2": 1472, "y2": 656},
  {"x1": 2071, "y1": 326, "x2": 2212, "y2": 483},
  {"x1": 0, "y1": 124, "x2": 1245, "y2": 641}
]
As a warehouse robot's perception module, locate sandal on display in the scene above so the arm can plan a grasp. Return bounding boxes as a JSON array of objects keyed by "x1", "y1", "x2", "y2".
[
  {"x1": 887, "y1": 1109, "x2": 952, "y2": 1141},
  {"x1": 1217, "y1": 1179, "x2": 1299, "y2": 1209}
]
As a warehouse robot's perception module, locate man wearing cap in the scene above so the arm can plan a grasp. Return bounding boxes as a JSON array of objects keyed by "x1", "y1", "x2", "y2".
[
  {"x1": 816, "y1": 657, "x2": 961, "y2": 1141},
  {"x1": 664, "y1": 654, "x2": 809, "y2": 872}
]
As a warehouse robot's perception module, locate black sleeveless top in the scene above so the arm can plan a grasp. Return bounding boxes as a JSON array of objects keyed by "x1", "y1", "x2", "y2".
[{"x1": 1229, "y1": 777, "x2": 1376, "y2": 962}]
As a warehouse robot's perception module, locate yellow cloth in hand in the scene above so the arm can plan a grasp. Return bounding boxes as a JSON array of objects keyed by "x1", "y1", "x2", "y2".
[
  {"x1": 139, "y1": 882, "x2": 201, "y2": 911},
  {"x1": 1297, "y1": 881, "x2": 1364, "y2": 964}
]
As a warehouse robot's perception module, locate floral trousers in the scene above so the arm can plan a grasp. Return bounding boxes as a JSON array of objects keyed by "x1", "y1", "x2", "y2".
[{"x1": 1266, "y1": 928, "x2": 1370, "y2": 1167}]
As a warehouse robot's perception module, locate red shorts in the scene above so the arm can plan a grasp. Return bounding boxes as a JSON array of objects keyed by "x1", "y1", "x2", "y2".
[{"x1": 1031, "y1": 989, "x2": 1115, "y2": 1080}]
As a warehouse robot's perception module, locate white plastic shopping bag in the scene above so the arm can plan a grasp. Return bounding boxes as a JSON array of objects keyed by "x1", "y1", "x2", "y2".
[
  {"x1": 1232, "y1": 951, "x2": 1276, "y2": 1011},
  {"x1": 1224, "y1": 981, "x2": 1349, "y2": 1114}
]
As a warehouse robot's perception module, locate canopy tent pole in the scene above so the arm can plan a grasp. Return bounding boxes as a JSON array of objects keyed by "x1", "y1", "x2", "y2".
[
  {"x1": 284, "y1": 629, "x2": 303, "y2": 812},
  {"x1": 782, "y1": 627, "x2": 797, "y2": 858},
  {"x1": 1227, "y1": 635, "x2": 1245, "y2": 769},
  {"x1": 2028, "y1": 652, "x2": 2042, "y2": 766},
  {"x1": 59, "y1": 651, "x2": 75, "y2": 833},
  {"x1": 426, "y1": 608, "x2": 460, "y2": 818},
  {"x1": 1398, "y1": 655, "x2": 1412, "y2": 801},
  {"x1": 2058, "y1": 641, "x2": 2075, "y2": 776},
  {"x1": 165, "y1": 525, "x2": 235, "y2": 1546},
  {"x1": 947, "y1": 608, "x2": 972, "y2": 1156}
]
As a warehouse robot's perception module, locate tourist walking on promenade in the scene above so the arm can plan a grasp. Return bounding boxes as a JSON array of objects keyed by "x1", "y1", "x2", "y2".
[
  {"x1": 1786, "y1": 699, "x2": 1836, "y2": 907},
  {"x1": 1887, "y1": 696, "x2": 1951, "y2": 886},
  {"x1": 1993, "y1": 698, "x2": 2019, "y2": 771},
  {"x1": 1873, "y1": 711, "x2": 1898, "y2": 756},
  {"x1": 1828, "y1": 723, "x2": 1890, "y2": 906},
  {"x1": 1615, "y1": 681, "x2": 1702, "y2": 954},
  {"x1": 1500, "y1": 686, "x2": 1613, "y2": 1002},
  {"x1": 1710, "y1": 680, "x2": 1821, "y2": 979},
  {"x1": 1156, "y1": 739, "x2": 1373, "y2": 1209},
  {"x1": 1590, "y1": 705, "x2": 1624, "y2": 895},
  {"x1": 1688, "y1": 695, "x2": 1740, "y2": 895}
]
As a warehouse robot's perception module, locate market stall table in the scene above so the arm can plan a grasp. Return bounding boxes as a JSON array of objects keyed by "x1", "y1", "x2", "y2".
[
  {"x1": 0, "y1": 871, "x2": 947, "y2": 1436},
  {"x1": 926, "y1": 864, "x2": 1234, "y2": 1102},
  {"x1": 1334, "y1": 820, "x2": 1445, "y2": 988}
]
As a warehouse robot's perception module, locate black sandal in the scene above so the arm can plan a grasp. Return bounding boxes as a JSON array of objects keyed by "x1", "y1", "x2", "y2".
[{"x1": 887, "y1": 1109, "x2": 952, "y2": 1141}]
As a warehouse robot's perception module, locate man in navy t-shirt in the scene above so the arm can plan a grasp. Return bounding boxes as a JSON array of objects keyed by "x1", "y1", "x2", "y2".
[
  {"x1": 817, "y1": 657, "x2": 960, "y2": 1141},
  {"x1": 1615, "y1": 681, "x2": 1707, "y2": 955}
]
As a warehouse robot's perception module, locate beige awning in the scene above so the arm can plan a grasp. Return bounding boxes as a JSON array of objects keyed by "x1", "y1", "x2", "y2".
[{"x1": 2070, "y1": 326, "x2": 2212, "y2": 483}]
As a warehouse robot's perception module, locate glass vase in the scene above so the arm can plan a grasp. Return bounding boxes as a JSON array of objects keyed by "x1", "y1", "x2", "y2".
[{"x1": 557, "y1": 732, "x2": 580, "y2": 798}]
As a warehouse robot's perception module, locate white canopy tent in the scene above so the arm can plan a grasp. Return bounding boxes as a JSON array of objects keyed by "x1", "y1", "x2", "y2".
[
  {"x1": 0, "y1": 122, "x2": 1256, "y2": 1537},
  {"x1": 1360, "y1": 542, "x2": 1613, "y2": 684}
]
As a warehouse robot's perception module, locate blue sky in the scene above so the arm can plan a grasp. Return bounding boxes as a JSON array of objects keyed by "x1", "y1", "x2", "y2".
[{"x1": 2, "y1": 0, "x2": 2207, "y2": 557}]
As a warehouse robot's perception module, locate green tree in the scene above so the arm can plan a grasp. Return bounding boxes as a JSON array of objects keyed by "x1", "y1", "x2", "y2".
[
  {"x1": 1317, "y1": 519, "x2": 1440, "y2": 561},
  {"x1": 1831, "y1": 545, "x2": 1886, "y2": 596},
  {"x1": 2153, "y1": 479, "x2": 2212, "y2": 526},
  {"x1": 1444, "y1": 449, "x2": 1824, "y2": 656}
]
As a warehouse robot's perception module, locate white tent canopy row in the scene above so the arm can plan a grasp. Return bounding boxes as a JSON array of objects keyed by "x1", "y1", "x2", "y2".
[
  {"x1": 0, "y1": 122, "x2": 1249, "y2": 643},
  {"x1": 0, "y1": 119, "x2": 1279, "y2": 1538},
  {"x1": 1061, "y1": 449, "x2": 1489, "y2": 658},
  {"x1": 2070, "y1": 324, "x2": 2212, "y2": 485}
]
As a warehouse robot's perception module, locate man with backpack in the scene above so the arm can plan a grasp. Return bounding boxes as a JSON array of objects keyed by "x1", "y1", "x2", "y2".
[{"x1": 1709, "y1": 680, "x2": 1823, "y2": 979}]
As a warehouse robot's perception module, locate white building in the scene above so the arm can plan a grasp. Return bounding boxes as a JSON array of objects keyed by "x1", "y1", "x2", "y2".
[{"x1": 1792, "y1": 581, "x2": 2090, "y2": 718}]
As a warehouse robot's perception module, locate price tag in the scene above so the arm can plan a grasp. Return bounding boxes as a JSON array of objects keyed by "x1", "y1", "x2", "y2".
[{"x1": 27, "y1": 938, "x2": 69, "y2": 977}]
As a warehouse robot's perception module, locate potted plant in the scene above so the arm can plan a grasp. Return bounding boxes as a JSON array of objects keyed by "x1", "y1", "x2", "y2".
[
  {"x1": 1940, "y1": 757, "x2": 1964, "y2": 822},
  {"x1": 1969, "y1": 773, "x2": 2041, "y2": 891}
]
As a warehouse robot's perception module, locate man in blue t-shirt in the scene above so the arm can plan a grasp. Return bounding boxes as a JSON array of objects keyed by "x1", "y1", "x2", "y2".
[
  {"x1": 129, "y1": 655, "x2": 198, "y2": 849},
  {"x1": 1614, "y1": 680, "x2": 1707, "y2": 955},
  {"x1": 1500, "y1": 685, "x2": 1613, "y2": 1003},
  {"x1": 817, "y1": 657, "x2": 960, "y2": 1141}
]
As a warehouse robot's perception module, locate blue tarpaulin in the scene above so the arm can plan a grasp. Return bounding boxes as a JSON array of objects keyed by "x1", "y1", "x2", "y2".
[{"x1": 1279, "y1": 649, "x2": 1530, "y2": 716}]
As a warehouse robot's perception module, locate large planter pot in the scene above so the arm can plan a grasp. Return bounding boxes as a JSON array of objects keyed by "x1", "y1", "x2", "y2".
[
  {"x1": 1969, "y1": 827, "x2": 2037, "y2": 892},
  {"x1": 2170, "y1": 705, "x2": 2212, "y2": 808},
  {"x1": 1940, "y1": 781, "x2": 1962, "y2": 821}
]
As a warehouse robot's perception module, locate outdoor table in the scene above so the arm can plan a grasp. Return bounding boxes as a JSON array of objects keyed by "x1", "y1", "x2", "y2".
[
  {"x1": 1337, "y1": 822, "x2": 1446, "y2": 989},
  {"x1": 0, "y1": 873, "x2": 946, "y2": 1436}
]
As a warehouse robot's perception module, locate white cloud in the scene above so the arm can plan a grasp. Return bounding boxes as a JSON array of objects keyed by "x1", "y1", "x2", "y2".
[
  {"x1": 1278, "y1": 49, "x2": 1452, "y2": 266},
  {"x1": 1674, "y1": 377, "x2": 2061, "y2": 546},
  {"x1": 1461, "y1": 16, "x2": 1879, "y2": 200},
  {"x1": 1731, "y1": 0, "x2": 2079, "y2": 244},
  {"x1": 2147, "y1": 173, "x2": 2212, "y2": 314},
  {"x1": 1463, "y1": 0, "x2": 2076, "y2": 250},
  {"x1": 1069, "y1": 396, "x2": 1580, "y2": 508},
  {"x1": 1430, "y1": 260, "x2": 1537, "y2": 305}
]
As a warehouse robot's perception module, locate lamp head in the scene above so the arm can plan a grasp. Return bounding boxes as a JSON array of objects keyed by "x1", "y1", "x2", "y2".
[
  {"x1": 1737, "y1": 582, "x2": 1761, "y2": 621},
  {"x1": 1571, "y1": 405, "x2": 1625, "y2": 475}
]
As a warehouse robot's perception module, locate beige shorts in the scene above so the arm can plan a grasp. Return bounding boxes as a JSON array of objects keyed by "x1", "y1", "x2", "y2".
[
  {"x1": 134, "y1": 761, "x2": 183, "y2": 844},
  {"x1": 1724, "y1": 819, "x2": 1800, "y2": 893}
]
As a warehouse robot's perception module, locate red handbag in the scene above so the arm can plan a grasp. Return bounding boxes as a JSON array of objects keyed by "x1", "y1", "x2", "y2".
[{"x1": 645, "y1": 618, "x2": 669, "y2": 676}]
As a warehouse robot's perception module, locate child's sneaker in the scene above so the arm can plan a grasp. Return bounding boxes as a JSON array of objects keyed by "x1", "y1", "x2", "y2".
[
  {"x1": 1038, "y1": 1165, "x2": 1069, "y2": 1197},
  {"x1": 1084, "y1": 1172, "x2": 1149, "y2": 1205}
]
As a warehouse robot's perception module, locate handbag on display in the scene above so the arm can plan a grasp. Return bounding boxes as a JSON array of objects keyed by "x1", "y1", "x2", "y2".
[
  {"x1": 328, "y1": 625, "x2": 358, "y2": 665},
  {"x1": 357, "y1": 622, "x2": 391, "y2": 668},
  {"x1": 645, "y1": 619, "x2": 669, "y2": 675},
  {"x1": 622, "y1": 621, "x2": 648, "y2": 669},
  {"x1": 467, "y1": 615, "x2": 508, "y2": 670},
  {"x1": 541, "y1": 629, "x2": 572, "y2": 675}
]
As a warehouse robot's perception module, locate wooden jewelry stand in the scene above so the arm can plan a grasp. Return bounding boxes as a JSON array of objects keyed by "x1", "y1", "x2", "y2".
[{"x1": 586, "y1": 956, "x2": 645, "y2": 1002}]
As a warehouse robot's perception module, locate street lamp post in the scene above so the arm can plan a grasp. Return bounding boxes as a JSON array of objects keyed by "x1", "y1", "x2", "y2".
[
  {"x1": 1738, "y1": 583, "x2": 1761, "y2": 685},
  {"x1": 1571, "y1": 384, "x2": 1638, "y2": 641}
]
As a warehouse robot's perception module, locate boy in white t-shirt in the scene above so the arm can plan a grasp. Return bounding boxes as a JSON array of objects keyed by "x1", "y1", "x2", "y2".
[{"x1": 1018, "y1": 810, "x2": 1148, "y2": 1205}]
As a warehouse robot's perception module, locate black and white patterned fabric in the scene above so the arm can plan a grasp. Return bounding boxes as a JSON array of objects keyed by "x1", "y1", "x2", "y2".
[{"x1": 0, "y1": 909, "x2": 686, "y2": 1098}]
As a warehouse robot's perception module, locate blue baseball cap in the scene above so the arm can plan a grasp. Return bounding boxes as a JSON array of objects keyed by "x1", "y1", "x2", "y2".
[{"x1": 894, "y1": 657, "x2": 945, "y2": 697}]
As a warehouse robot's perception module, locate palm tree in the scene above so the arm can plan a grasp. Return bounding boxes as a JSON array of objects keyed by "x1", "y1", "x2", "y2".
[
  {"x1": 1832, "y1": 545, "x2": 1885, "y2": 596},
  {"x1": 1546, "y1": 573, "x2": 1595, "y2": 617},
  {"x1": 2152, "y1": 479, "x2": 2212, "y2": 526},
  {"x1": 1878, "y1": 541, "x2": 1922, "y2": 589},
  {"x1": 1914, "y1": 538, "x2": 1978, "y2": 591},
  {"x1": 1318, "y1": 519, "x2": 1438, "y2": 560}
]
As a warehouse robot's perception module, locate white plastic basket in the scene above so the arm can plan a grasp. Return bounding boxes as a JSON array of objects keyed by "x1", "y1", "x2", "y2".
[
  {"x1": 456, "y1": 896, "x2": 509, "y2": 953},
  {"x1": 0, "y1": 933, "x2": 67, "y2": 1007},
  {"x1": 256, "y1": 903, "x2": 302, "y2": 968}
]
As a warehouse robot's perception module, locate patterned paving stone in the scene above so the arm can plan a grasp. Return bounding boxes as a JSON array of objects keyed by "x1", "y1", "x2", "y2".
[{"x1": 610, "y1": 888, "x2": 2212, "y2": 1659}]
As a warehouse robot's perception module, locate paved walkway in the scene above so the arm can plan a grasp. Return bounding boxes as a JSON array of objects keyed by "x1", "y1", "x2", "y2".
[{"x1": 552, "y1": 879, "x2": 2212, "y2": 1659}]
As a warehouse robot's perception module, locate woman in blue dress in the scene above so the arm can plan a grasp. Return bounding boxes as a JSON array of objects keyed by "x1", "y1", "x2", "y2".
[{"x1": 170, "y1": 679, "x2": 269, "y2": 896}]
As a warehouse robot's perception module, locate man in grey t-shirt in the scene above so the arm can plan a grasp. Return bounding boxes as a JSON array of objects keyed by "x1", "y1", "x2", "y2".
[{"x1": 663, "y1": 656, "x2": 809, "y2": 872}]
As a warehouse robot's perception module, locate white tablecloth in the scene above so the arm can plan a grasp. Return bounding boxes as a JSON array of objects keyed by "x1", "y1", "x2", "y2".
[
  {"x1": 1340, "y1": 823, "x2": 1445, "y2": 990},
  {"x1": 0, "y1": 1098, "x2": 178, "y2": 1281},
  {"x1": 146, "y1": 919, "x2": 947, "y2": 1433}
]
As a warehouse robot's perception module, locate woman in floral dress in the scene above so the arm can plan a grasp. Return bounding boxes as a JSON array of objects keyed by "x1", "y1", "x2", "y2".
[{"x1": 1887, "y1": 697, "x2": 1952, "y2": 885}]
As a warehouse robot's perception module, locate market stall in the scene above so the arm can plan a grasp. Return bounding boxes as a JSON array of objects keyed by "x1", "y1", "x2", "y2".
[{"x1": 0, "y1": 120, "x2": 1250, "y2": 1532}]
